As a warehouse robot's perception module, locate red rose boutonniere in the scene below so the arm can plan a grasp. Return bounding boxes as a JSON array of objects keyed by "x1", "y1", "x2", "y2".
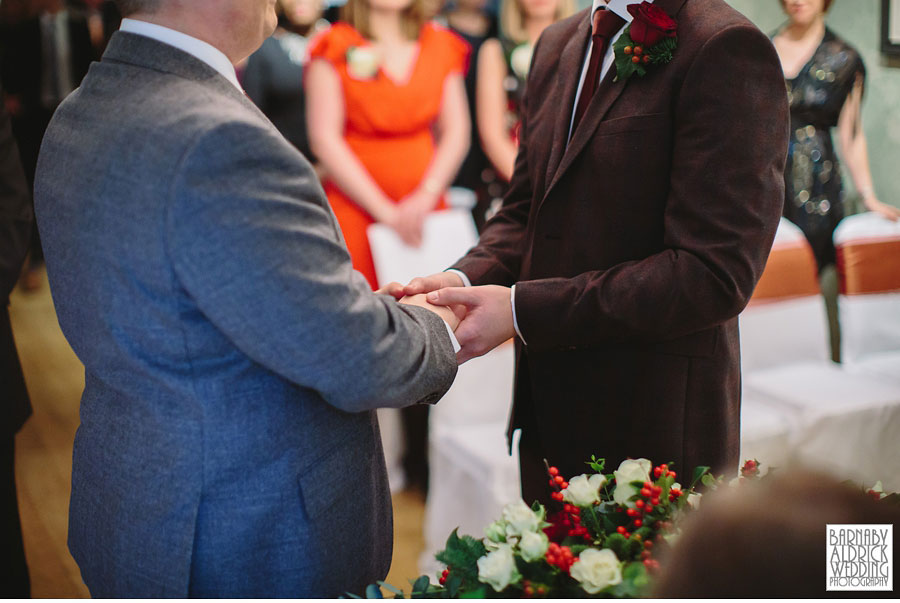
[{"x1": 612, "y1": 1, "x2": 677, "y2": 81}]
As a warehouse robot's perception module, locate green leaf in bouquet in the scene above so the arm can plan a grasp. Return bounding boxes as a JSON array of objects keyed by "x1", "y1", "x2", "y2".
[
  {"x1": 700, "y1": 472, "x2": 719, "y2": 489},
  {"x1": 581, "y1": 505, "x2": 604, "y2": 538},
  {"x1": 376, "y1": 581, "x2": 404, "y2": 597},
  {"x1": 602, "y1": 513, "x2": 620, "y2": 535},
  {"x1": 587, "y1": 455, "x2": 606, "y2": 473},
  {"x1": 689, "y1": 466, "x2": 710, "y2": 490},
  {"x1": 444, "y1": 575, "x2": 463, "y2": 598},
  {"x1": 434, "y1": 528, "x2": 486, "y2": 588},
  {"x1": 604, "y1": 533, "x2": 627, "y2": 558},
  {"x1": 459, "y1": 585, "x2": 487, "y2": 599},
  {"x1": 410, "y1": 575, "x2": 430, "y2": 599},
  {"x1": 365, "y1": 584, "x2": 384, "y2": 599},
  {"x1": 612, "y1": 561, "x2": 652, "y2": 597},
  {"x1": 622, "y1": 536, "x2": 643, "y2": 559},
  {"x1": 569, "y1": 543, "x2": 590, "y2": 556}
]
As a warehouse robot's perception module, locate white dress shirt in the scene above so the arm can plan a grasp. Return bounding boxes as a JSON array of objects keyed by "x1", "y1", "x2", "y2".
[
  {"x1": 450, "y1": 0, "x2": 653, "y2": 345},
  {"x1": 119, "y1": 18, "x2": 243, "y2": 91},
  {"x1": 568, "y1": 0, "x2": 653, "y2": 141}
]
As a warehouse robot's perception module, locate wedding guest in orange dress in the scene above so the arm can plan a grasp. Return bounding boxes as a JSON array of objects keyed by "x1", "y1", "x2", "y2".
[{"x1": 306, "y1": 0, "x2": 471, "y2": 291}]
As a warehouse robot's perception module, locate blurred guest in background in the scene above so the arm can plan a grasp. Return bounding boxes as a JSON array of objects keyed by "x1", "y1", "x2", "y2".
[
  {"x1": 0, "y1": 81, "x2": 33, "y2": 598},
  {"x1": 0, "y1": 0, "x2": 94, "y2": 291},
  {"x1": 306, "y1": 0, "x2": 469, "y2": 288},
  {"x1": 306, "y1": 0, "x2": 469, "y2": 493},
  {"x1": 773, "y1": 0, "x2": 900, "y2": 272},
  {"x1": 654, "y1": 469, "x2": 900, "y2": 597},
  {"x1": 70, "y1": 0, "x2": 122, "y2": 54},
  {"x1": 473, "y1": 0, "x2": 572, "y2": 229},
  {"x1": 244, "y1": 0, "x2": 328, "y2": 161},
  {"x1": 442, "y1": 0, "x2": 497, "y2": 228}
]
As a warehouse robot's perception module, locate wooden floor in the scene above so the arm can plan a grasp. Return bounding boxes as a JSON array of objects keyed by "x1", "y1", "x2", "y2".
[{"x1": 9, "y1": 268, "x2": 426, "y2": 597}]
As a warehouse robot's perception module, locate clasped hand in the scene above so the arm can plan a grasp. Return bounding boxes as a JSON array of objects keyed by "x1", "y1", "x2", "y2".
[{"x1": 379, "y1": 272, "x2": 515, "y2": 363}]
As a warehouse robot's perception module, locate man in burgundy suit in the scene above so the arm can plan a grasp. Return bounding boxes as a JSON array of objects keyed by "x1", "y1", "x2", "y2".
[{"x1": 397, "y1": 0, "x2": 789, "y2": 504}]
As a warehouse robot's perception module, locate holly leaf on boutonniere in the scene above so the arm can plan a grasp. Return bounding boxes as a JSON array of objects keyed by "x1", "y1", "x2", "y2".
[{"x1": 613, "y1": 1, "x2": 677, "y2": 82}]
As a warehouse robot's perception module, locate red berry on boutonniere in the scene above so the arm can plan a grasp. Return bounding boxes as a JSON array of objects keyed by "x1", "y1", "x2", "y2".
[{"x1": 611, "y1": 1, "x2": 678, "y2": 82}]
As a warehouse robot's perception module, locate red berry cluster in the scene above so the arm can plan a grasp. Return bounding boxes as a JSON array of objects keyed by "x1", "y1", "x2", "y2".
[
  {"x1": 546, "y1": 466, "x2": 569, "y2": 501},
  {"x1": 563, "y1": 504, "x2": 592, "y2": 542},
  {"x1": 623, "y1": 45, "x2": 652, "y2": 64},
  {"x1": 545, "y1": 542, "x2": 576, "y2": 574},
  {"x1": 545, "y1": 465, "x2": 592, "y2": 542},
  {"x1": 522, "y1": 580, "x2": 546, "y2": 598},
  {"x1": 622, "y1": 464, "x2": 679, "y2": 571},
  {"x1": 438, "y1": 568, "x2": 450, "y2": 585},
  {"x1": 740, "y1": 459, "x2": 760, "y2": 479}
]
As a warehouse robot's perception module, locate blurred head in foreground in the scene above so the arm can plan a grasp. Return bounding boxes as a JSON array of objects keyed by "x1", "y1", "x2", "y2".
[{"x1": 654, "y1": 469, "x2": 899, "y2": 597}]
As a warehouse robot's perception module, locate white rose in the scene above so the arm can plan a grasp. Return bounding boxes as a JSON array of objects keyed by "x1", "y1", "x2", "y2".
[
  {"x1": 569, "y1": 548, "x2": 623, "y2": 594},
  {"x1": 562, "y1": 473, "x2": 607, "y2": 507},
  {"x1": 502, "y1": 500, "x2": 541, "y2": 537},
  {"x1": 613, "y1": 458, "x2": 652, "y2": 507},
  {"x1": 484, "y1": 520, "x2": 507, "y2": 543},
  {"x1": 686, "y1": 492, "x2": 701, "y2": 509},
  {"x1": 476, "y1": 544, "x2": 521, "y2": 592},
  {"x1": 518, "y1": 530, "x2": 549, "y2": 562}
]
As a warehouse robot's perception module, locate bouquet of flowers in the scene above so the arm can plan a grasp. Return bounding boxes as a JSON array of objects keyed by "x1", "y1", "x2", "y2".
[
  {"x1": 355, "y1": 458, "x2": 895, "y2": 598},
  {"x1": 357, "y1": 456, "x2": 726, "y2": 598}
]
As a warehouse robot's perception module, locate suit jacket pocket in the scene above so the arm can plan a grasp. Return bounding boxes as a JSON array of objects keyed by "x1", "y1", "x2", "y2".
[
  {"x1": 297, "y1": 417, "x2": 383, "y2": 521},
  {"x1": 594, "y1": 113, "x2": 668, "y2": 137}
]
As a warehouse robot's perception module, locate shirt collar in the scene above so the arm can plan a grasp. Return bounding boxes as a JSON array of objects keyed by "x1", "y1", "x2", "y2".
[
  {"x1": 592, "y1": 0, "x2": 654, "y2": 22},
  {"x1": 119, "y1": 18, "x2": 242, "y2": 91}
]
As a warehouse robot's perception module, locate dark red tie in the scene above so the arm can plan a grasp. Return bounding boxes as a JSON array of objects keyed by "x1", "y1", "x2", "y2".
[{"x1": 572, "y1": 8, "x2": 625, "y2": 132}]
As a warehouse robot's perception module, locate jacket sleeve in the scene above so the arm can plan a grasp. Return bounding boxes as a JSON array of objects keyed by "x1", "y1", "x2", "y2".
[
  {"x1": 449, "y1": 35, "x2": 547, "y2": 286},
  {"x1": 166, "y1": 119, "x2": 457, "y2": 413},
  {"x1": 513, "y1": 24, "x2": 789, "y2": 350},
  {"x1": 0, "y1": 84, "x2": 33, "y2": 302}
]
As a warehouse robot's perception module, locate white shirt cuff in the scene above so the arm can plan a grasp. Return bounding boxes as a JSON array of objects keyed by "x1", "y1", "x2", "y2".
[
  {"x1": 510, "y1": 284, "x2": 526, "y2": 345},
  {"x1": 443, "y1": 321, "x2": 461, "y2": 353},
  {"x1": 445, "y1": 269, "x2": 471, "y2": 287}
]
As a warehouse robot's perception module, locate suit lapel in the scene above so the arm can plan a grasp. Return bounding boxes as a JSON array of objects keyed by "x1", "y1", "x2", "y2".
[
  {"x1": 543, "y1": 63, "x2": 627, "y2": 203},
  {"x1": 543, "y1": 13, "x2": 592, "y2": 190},
  {"x1": 540, "y1": 0, "x2": 689, "y2": 204}
]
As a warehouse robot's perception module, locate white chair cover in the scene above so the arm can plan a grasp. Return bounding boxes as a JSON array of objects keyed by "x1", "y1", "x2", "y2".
[
  {"x1": 420, "y1": 425, "x2": 521, "y2": 578},
  {"x1": 739, "y1": 392, "x2": 799, "y2": 470},
  {"x1": 833, "y1": 213, "x2": 900, "y2": 368},
  {"x1": 367, "y1": 208, "x2": 480, "y2": 491},
  {"x1": 744, "y1": 362, "x2": 900, "y2": 491},
  {"x1": 420, "y1": 343, "x2": 517, "y2": 575},
  {"x1": 739, "y1": 218, "x2": 828, "y2": 373}
]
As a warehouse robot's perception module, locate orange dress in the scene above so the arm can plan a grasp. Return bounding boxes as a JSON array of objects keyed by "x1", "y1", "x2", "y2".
[{"x1": 307, "y1": 22, "x2": 469, "y2": 289}]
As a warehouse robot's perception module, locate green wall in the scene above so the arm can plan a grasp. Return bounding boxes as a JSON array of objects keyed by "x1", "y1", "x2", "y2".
[{"x1": 726, "y1": 0, "x2": 900, "y2": 212}]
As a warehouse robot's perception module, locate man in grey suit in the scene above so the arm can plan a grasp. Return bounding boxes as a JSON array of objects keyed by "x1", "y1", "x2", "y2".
[{"x1": 33, "y1": 0, "x2": 459, "y2": 597}]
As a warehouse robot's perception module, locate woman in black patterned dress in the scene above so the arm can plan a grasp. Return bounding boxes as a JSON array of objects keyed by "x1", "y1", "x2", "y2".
[{"x1": 773, "y1": 0, "x2": 899, "y2": 271}]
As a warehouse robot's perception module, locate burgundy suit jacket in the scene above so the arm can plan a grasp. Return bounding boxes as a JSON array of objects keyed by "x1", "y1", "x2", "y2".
[{"x1": 452, "y1": 0, "x2": 789, "y2": 479}]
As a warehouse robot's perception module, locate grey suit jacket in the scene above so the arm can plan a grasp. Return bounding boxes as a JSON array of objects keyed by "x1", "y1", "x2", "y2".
[{"x1": 34, "y1": 31, "x2": 457, "y2": 597}]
